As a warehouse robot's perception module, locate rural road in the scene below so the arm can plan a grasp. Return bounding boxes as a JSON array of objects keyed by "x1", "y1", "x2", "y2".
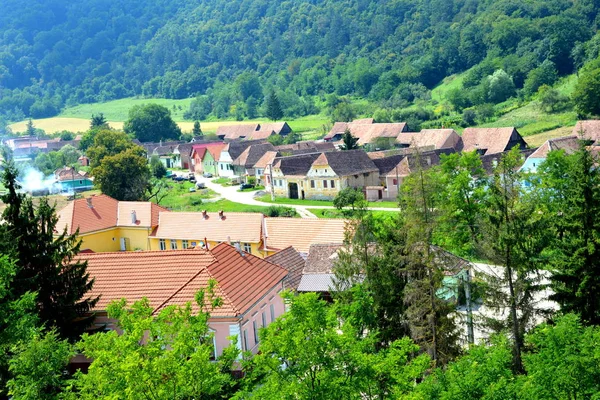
[{"x1": 194, "y1": 175, "x2": 399, "y2": 219}]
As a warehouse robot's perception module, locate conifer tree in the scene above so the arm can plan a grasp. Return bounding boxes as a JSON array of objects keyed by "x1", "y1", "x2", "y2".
[
  {"x1": 0, "y1": 161, "x2": 98, "y2": 341},
  {"x1": 340, "y1": 128, "x2": 359, "y2": 150},
  {"x1": 399, "y1": 153, "x2": 461, "y2": 365},
  {"x1": 192, "y1": 120, "x2": 202, "y2": 137},
  {"x1": 541, "y1": 143, "x2": 600, "y2": 325},
  {"x1": 265, "y1": 90, "x2": 283, "y2": 121},
  {"x1": 479, "y1": 148, "x2": 549, "y2": 372}
]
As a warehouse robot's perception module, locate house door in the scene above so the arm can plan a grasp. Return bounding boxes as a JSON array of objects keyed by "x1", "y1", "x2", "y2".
[
  {"x1": 378, "y1": 189, "x2": 383, "y2": 200},
  {"x1": 119, "y1": 238, "x2": 128, "y2": 251},
  {"x1": 301, "y1": 190, "x2": 305, "y2": 200},
  {"x1": 288, "y1": 182, "x2": 299, "y2": 199}
]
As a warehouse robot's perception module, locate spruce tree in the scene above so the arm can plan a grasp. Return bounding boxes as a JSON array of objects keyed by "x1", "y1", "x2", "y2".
[
  {"x1": 265, "y1": 90, "x2": 283, "y2": 121},
  {"x1": 544, "y1": 143, "x2": 600, "y2": 325},
  {"x1": 0, "y1": 161, "x2": 98, "y2": 341},
  {"x1": 340, "y1": 129, "x2": 359, "y2": 150},
  {"x1": 479, "y1": 148, "x2": 549, "y2": 372},
  {"x1": 192, "y1": 120, "x2": 202, "y2": 137}
]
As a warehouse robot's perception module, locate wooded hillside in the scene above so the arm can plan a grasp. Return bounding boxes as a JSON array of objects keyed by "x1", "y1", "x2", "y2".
[{"x1": 1, "y1": 0, "x2": 599, "y2": 122}]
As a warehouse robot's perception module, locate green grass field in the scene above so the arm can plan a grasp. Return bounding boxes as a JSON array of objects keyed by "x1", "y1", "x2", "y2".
[
  {"x1": 311, "y1": 208, "x2": 399, "y2": 220},
  {"x1": 255, "y1": 194, "x2": 399, "y2": 208},
  {"x1": 156, "y1": 181, "x2": 218, "y2": 210},
  {"x1": 60, "y1": 98, "x2": 195, "y2": 122}
]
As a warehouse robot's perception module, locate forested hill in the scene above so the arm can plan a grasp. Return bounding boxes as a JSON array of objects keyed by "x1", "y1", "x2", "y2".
[{"x1": 1, "y1": 0, "x2": 599, "y2": 122}]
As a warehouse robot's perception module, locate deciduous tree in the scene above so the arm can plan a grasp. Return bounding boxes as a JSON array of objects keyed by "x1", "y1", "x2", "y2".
[{"x1": 124, "y1": 104, "x2": 182, "y2": 142}]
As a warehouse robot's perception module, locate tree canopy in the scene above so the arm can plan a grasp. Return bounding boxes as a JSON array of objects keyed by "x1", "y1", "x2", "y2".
[{"x1": 123, "y1": 104, "x2": 181, "y2": 142}]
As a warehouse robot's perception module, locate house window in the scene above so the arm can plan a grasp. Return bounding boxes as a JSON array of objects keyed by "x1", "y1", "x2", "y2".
[
  {"x1": 79, "y1": 180, "x2": 82, "y2": 184},
  {"x1": 220, "y1": 164, "x2": 223, "y2": 170},
  {"x1": 279, "y1": 180, "x2": 283, "y2": 187},
  {"x1": 170, "y1": 240, "x2": 177, "y2": 250},
  {"x1": 310, "y1": 180, "x2": 315, "y2": 188},
  {"x1": 393, "y1": 178, "x2": 398, "y2": 186},
  {"x1": 243, "y1": 329, "x2": 249, "y2": 350},
  {"x1": 159, "y1": 239, "x2": 166, "y2": 250},
  {"x1": 330, "y1": 180, "x2": 335, "y2": 188},
  {"x1": 182, "y1": 240, "x2": 189, "y2": 249},
  {"x1": 323, "y1": 180, "x2": 328, "y2": 188},
  {"x1": 325, "y1": 169, "x2": 327, "y2": 173},
  {"x1": 270, "y1": 304, "x2": 275, "y2": 322},
  {"x1": 262, "y1": 311, "x2": 267, "y2": 327},
  {"x1": 243, "y1": 243, "x2": 252, "y2": 253},
  {"x1": 253, "y1": 321, "x2": 259, "y2": 344}
]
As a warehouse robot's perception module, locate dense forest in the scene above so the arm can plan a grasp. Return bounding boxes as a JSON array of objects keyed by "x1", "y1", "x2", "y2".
[{"x1": 1, "y1": 0, "x2": 600, "y2": 124}]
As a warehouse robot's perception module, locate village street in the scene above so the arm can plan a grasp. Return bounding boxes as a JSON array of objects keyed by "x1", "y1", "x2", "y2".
[{"x1": 194, "y1": 175, "x2": 400, "y2": 219}]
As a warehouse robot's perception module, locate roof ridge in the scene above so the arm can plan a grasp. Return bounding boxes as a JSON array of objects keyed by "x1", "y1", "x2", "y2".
[{"x1": 203, "y1": 260, "x2": 240, "y2": 315}]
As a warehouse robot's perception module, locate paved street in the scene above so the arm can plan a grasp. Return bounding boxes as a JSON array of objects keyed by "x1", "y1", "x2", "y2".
[{"x1": 194, "y1": 175, "x2": 400, "y2": 219}]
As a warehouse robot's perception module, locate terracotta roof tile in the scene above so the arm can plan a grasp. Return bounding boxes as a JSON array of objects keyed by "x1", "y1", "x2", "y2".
[
  {"x1": 397, "y1": 129, "x2": 462, "y2": 150},
  {"x1": 56, "y1": 195, "x2": 166, "y2": 234},
  {"x1": 78, "y1": 243, "x2": 287, "y2": 317},
  {"x1": 573, "y1": 120, "x2": 600, "y2": 142},
  {"x1": 324, "y1": 120, "x2": 407, "y2": 145},
  {"x1": 265, "y1": 246, "x2": 306, "y2": 290},
  {"x1": 216, "y1": 124, "x2": 259, "y2": 140},
  {"x1": 265, "y1": 218, "x2": 348, "y2": 253},
  {"x1": 152, "y1": 212, "x2": 264, "y2": 243},
  {"x1": 528, "y1": 135, "x2": 578, "y2": 159},
  {"x1": 232, "y1": 143, "x2": 276, "y2": 168},
  {"x1": 54, "y1": 167, "x2": 90, "y2": 182},
  {"x1": 462, "y1": 127, "x2": 527, "y2": 155}
]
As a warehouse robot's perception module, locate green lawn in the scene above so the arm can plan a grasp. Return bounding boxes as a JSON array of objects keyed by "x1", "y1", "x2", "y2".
[
  {"x1": 211, "y1": 177, "x2": 231, "y2": 186},
  {"x1": 60, "y1": 97, "x2": 195, "y2": 122},
  {"x1": 156, "y1": 181, "x2": 218, "y2": 210},
  {"x1": 311, "y1": 208, "x2": 399, "y2": 220},
  {"x1": 256, "y1": 194, "x2": 399, "y2": 209}
]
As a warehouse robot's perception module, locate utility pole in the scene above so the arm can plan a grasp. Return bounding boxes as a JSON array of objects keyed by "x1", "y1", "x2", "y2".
[
  {"x1": 268, "y1": 163, "x2": 275, "y2": 201},
  {"x1": 464, "y1": 267, "x2": 474, "y2": 345}
]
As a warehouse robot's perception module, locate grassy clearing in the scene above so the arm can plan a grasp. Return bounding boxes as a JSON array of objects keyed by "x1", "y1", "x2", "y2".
[
  {"x1": 157, "y1": 180, "x2": 218, "y2": 211},
  {"x1": 60, "y1": 98, "x2": 195, "y2": 122},
  {"x1": 431, "y1": 72, "x2": 467, "y2": 103},
  {"x1": 312, "y1": 208, "x2": 399, "y2": 220},
  {"x1": 255, "y1": 194, "x2": 399, "y2": 208},
  {"x1": 212, "y1": 177, "x2": 231, "y2": 186}
]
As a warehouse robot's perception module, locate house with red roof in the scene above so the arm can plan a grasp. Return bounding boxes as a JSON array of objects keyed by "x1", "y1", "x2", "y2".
[
  {"x1": 75, "y1": 243, "x2": 288, "y2": 362},
  {"x1": 191, "y1": 142, "x2": 227, "y2": 175},
  {"x1": 56, "y1": 194, "x2": 168, "y2": 252}
]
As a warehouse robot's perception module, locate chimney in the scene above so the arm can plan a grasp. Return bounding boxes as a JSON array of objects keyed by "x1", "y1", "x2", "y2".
[
  {"x1": 227, "y1": 235, "x2": 231, "y2": 244},
  {"x1": 233, "y1": 242, "x2": 244, "y2": 256},
  {"x1": 131, "y1": 210, "x2": 137, "y2": 224},
  {"x1": 86, "y1": 197, "x2": 93, "y2": 208},
  {"x1": 202, "y1": 210, "x2": 208, "y2": 219},
  {"x1": 218, "y1": 210, "x2": 224, "y2": 220}
]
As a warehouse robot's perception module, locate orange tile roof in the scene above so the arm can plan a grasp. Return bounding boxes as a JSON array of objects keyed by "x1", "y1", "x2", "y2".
[
  {"x1": 462, "y1": 127, "x2": 526, "y2": 155},
  {"x1": 253, "y1": 151, "x2": 279, "y2": 169},
  {"x1": 264, "y1": 218, "x2": 348, "y2": 253},
  {"x1": 78, "y1": 243, "x2": 287, "y2": 317},
  {"x1": 151, "y1": 212, "x2": 264, "y2": 243},
  {"x1": 56, "y1": 195, "x2": 167, "y2": 235}
]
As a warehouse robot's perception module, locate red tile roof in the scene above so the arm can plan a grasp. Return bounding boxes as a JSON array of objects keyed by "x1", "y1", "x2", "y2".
[
  {"x1": 462, "y1": 127, "x2": 527, "y2": 155},
  {"x1": 56, "y1": 195, "x2": 167, "y2": 234},
  {"x1": 78, "y1": 243, "x2": 287, "y2": 317},
  {"x1": 264, "y1": 218, "x2": 348, "y2": 253}
]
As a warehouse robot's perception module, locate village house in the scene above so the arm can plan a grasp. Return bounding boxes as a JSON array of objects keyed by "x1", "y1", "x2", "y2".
[
  {"x1": 54, "y1": 166, "x2": 94, "y2": 192},
  {"x1": 369, "y1": 148, "x2": 456, "y2": 201},
  {"x1": 218, "y1": 140, "x2": 266, "y2": 178},
  {"x1": 172, "y1": 143, "x2": 194, "y2": 170},
  {"x1": 572, "y1": 120, "x2": 600, "y2": 144},
  {"x1": 324, "y1": 118, "x2": 408, "y2": 146},
  {"x1": 140, "y1": 141, "x2": 184, "y2": 159},
  {"x1": 296, "y1": 243, "x2": 345, "y2": 301},
  {"x1": 75, "y1": 243, "x2": 288, "y2": 362},
  {"x1": 520, "y1": 135, "x2": 579, "y2": 174},
  {"x1": 152, "y1": 144, "x2": 180, "y2": 168},
  {"x1": 215, "y1": 122, "x2": 292, "y2": 141},
  {"x1": 396, "y1": 129, "x2": 463, "y2": 151},
  {"x1": 56, "y1": 194, "x2": 168, "y2": 252},
  {"x1": 265, "y1": 246, "x2": 306, "y2": 291},
  {"x1": 461, "y1": 127, "x2": 527, "y2": 155},
  {"x1": 191, "y1": 142, "x2": 227, "y2": 175},
  {"x1": 148, "y1": 211, "x2": 265, "y2": 256},
  {"x1": 269, "y1": 149, "x2": 379, "y2": 200},
  {"x1": 232, "y1": 142, "x2": 276, "y2": 181},
  {"x1": 262, "y1": 218, "x2": 347, "y2": 256},
  {"x1": 253, "y1": 151, "x2": 279, "y2": 187}
]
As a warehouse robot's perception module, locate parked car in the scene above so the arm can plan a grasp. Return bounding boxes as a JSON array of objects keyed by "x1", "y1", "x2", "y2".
[
  {"x1": 196, "y1": 182, "x2": 206, "y2": 189},
  {"x1": 173, "y1": 175, "x2": 185, "y2": 182},
  {"x1": 240, "y1": 183, "x2": 254, "y2": 190},
  {"x1": 189, "y1": 177, "x2": 196, "y2": 183},
  {"x1": 203, "y1": 172, "x2": 213, "y2": 178},
  {"x1": 189, "y1": 187, "x2": 196, "y2": 192}
]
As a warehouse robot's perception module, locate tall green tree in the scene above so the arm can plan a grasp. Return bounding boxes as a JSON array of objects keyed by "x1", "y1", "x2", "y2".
[
  {"x1": 92, "y1": 147, "x2": 151, "y2": 201},
  {"x1": 90, "y1": 113, "x2": 108, "y2": 130},
  {"x1": 400, "y1": 157, "x2": 461, "y2": 365},
  {"x1": 0, "y1": 255, "x2": 38, "y2": 397},
  {"x1": 192, "y1": 120, "x2": 202, "y2": 137},
  {"x1": 238, "y1": 292, "x2": 430, "y2": 399},
  {"x1": 573, "y1": 67, "x2": 600, "y2": 116},
  {"x1": 0, "y1": 161, "x2": 98, "y2": 341},
  {"x1": 124, "y1": 104, "x2": 182, "y2": 142},
  {"x1": 86, "y1": 130, "x2": 144, "y2": 169},
  {"x1": 264, "y1": 90, "x2": 283, "y2": 121},
  {"x1": 479, "y1": 148, "x2": 549, "y2": 372},
  {"x1": 340, "y1": 129, "x2": 359, "y2": 150},
  {"x1": 65, "y1": 283, "x2": 238, "y2": 399},
  {"x1": 436, "y1": 151, "x2": 486, "y2": 258},
  {"x1": 150, "y1": 155, "x2": 167, "y2": 179},
  {"x1": 540, "y1": 144, "x2": 600, "y2": 325}
]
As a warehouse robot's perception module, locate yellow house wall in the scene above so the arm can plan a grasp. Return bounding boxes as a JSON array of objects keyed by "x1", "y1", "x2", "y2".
[
  {"x1": 78, "y1": 229, "x2": 121, "y2": 252},
  {"x1": 149, "y1": 238, "x2": 263, "y2": 257},
  {"x1": 117, "y1": 227, "x2": 153, "y2": 251}
]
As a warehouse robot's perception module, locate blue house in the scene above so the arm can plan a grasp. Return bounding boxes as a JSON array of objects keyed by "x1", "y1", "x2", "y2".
[{"x1": 54, "y1": 167, "x2": 94, "y2": 192}]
